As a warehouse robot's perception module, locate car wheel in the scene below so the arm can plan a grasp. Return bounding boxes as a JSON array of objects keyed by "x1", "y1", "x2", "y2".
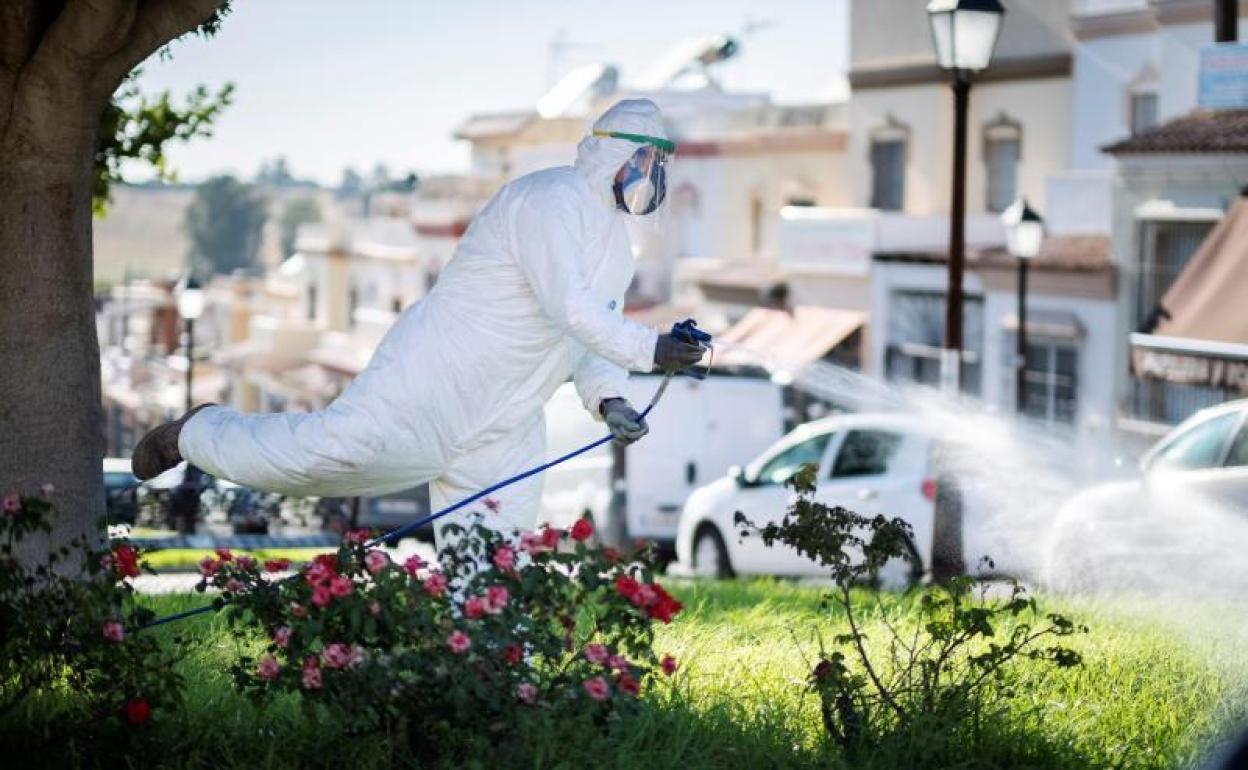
[{"x1": 692, "y1": 524, "x2": 734, "y2": 579}]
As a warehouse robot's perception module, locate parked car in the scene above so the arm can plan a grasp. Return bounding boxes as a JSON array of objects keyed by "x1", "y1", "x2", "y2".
[
  {"x1": 103, "y1": 458, "x2": 141, "y2": 524},
  {"x1": 1044, "y1": 399, "x2": 1248, "y2": 592},
  {"x1": 318, "y1": 486, "x2": 433, "y2": 542},
  {"x1": 541, "y1": 373, "x2": 786, "y2": 551},
  {"x1": 674, "y1": 413, "x2": 938, "y2": 584}
]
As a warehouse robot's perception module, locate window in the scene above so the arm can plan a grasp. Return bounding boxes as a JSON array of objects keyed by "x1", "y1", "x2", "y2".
[
  {"x1": 885, "y1": 291, "x2": 983, "y2": 395},
  {"x1": 1008, "y1": 336, "x2": 1079, "y2": 424},
  {"x1": 754, "y1": 433, "x2": 833, "y2": 486},
  {"x1": 832, "y1": 430, "x2": 903, "y2": 478},
  {"x1": 1130, "y1": 92, "x2": 1158, "y2": 136},
  {"x1": 1226, "y1": 425, "x2": 1248, "y2": 468},
  {"x1": 983, "y1": 118, "x2": 1021, "y2": 213},
  {"x1": 870, "y1": 138, "x2": 906, "y2": 211},
  {"x1": 391, "y1": 297, "x2": 404, "y2": 314},
  {"x1": 1136, "y1": 220, "x2": 1215, "y2": 331},
  {"x1": 1152, "y1": 412, "x2": 1240, "y2": 471}
]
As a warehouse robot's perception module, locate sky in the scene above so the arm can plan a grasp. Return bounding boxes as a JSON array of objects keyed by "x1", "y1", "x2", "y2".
[{"x1": 132, "y1": 0, "x2": 849, "y2": 185}]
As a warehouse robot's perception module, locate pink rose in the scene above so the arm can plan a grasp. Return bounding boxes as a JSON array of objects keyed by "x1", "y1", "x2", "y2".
[
  {"x1": 540, "y1": 527, "x2": 562, "y2": 549},
  {"x1": 99, "y1": 553, "x2": 116, "y2": 572},
  {"x1": 311, "y1": 586, "x2": 333, "y2": 608},
  {"x1": 198, "y1": 557, "x2": 219, "y2": 577},
  {"x1": 256, "y1": 655, "x2": 280, "y2": 681},
  {"x1": 485, "y1": 585, "x2": 509, "y2": 614},
  {"x1": 236, "y1": 555, "x2": 256, "y2": 570},
  {"x1": 583, "y1": 643, "x2": 609, "y2": 665},
  {"x1": 447, "y1": 630, "x2": 471, "y2": 654},
  {"x1": 464, "y1": 596, "x2": 486, "y2": 620},
  {"x1": 214, "y1": 548, "x2": 233, "y2": 562},
  {"x1": 519, "y1": 532, "x2": 545, "y2": 554},
  {"x1": 516, "y1": 682, "x2": 538, "y2": 704},
  {"x1": 225, "y1": 578, "x2": 245, "y2": 594},
  {"x1": 634, "y1": 584, "x2": 657, "y2": 608},
  {"x1": 305, "y1": 562, "x2": 334, "y2": 587},
  {"x1": 607, "y1": 654, "x2": 630, "y2": 671},
  {"x1": 344, "y1": 529, "x2": 370, "y2": 544},
  {"x1": 364, "y1": 550, "x2": 390, "y2": 576},
  {"x1": 491, "y1": 545, "x2": 516, "y2": 572},
  {"x1": 301, "y1": 666, "x2": 322, "y2": 690},
  {"x1": 502, "y1": 644, "x2": 524, "y2": 665},
  {"x1": 369, "y1": 600, "x2": 381, "y2": 617},
  {"x1": 424, "y1": 572, "x2": 448, "y2": 597},
  {"x1": 403, "y1": 555, "x2": 425, "y2": 577},
  {"x1": 102, "y1": 621, "x2": 125, "y2": 643},
  {"x1": 660, "y1": 654, "x2": 678, "y2": 676},
  {"x1": 329, "y1": 575, "x2": 353, "y2": 597},
  {"x1": 323, "y1": 643, "x2": 351, "y2": 669},
  {"x1": 272, "y1": 626, "x2": 292, "y2": 647},
  {"x1": 290, "y1": 602, "x2": 308, "y2": 619},
  {"x1": 2, "y1": 492, "x2": 20, "y2": 514},
  {"x1": 582, "y1": 676, "x2": 610, "y2": 701}
]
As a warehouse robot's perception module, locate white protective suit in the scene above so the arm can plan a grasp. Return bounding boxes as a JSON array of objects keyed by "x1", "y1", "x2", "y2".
[{"x1": 177, "y1": 99, "x2": 667, "y2": 546}]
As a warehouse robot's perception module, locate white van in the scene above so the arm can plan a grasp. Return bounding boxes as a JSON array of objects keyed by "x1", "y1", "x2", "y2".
[{"x1": 541, "y1": 373, "x2": 786, "y2": 550}]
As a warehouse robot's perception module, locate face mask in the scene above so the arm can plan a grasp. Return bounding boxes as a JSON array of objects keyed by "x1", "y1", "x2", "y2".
[{"x1": 612, "y1": 145, "x2": 669, "y2": 216}]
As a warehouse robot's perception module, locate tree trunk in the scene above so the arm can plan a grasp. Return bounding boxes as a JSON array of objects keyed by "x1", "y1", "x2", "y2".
[{"x1": 0, "y1": 77, "x2": 107, "y2": 558}]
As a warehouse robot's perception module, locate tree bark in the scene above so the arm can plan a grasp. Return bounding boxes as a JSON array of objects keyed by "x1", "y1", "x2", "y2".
[
  {"x1": 0, "y1": 0, "x2": 228, "y2": 559},
  {"x1": 0, "y1": 73, "x2": 106, "y2": 555}
]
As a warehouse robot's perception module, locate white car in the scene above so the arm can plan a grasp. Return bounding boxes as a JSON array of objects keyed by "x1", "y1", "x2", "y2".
[
  {"x1": 675, "y1": 413, "x2": 938, "y2": 582},
  {"x1": 1045, "y1": 399, "x2": 1248, "y2": 592}
]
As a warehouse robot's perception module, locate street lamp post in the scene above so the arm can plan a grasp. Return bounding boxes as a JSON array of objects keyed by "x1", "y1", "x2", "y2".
[
  {"x1": 1002, "y1": 198, "x2": 1044, "y2": 415},
  {"x1": 927, "y1": 0, "x2": 1005, "y2": 393},
  {"x1": 176, "y1": 276, "x2": 205, "y2": 414}
]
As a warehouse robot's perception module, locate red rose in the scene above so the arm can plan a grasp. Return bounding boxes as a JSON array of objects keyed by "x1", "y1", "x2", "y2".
[
  {"x1": 214, "y1": 548, "x2": 233, "y2": 562},
  {"x1": 660, "y1": 654, "x2": 678, "y2": 676},
  {"x1": 126, "y1": 698, "x2": 151, "y2": 725},
  {"x1": 617, "y1": 673, "x2": 640, "y2": 697},
  {"x1": 113, "y1": 545, "x2": 141, "y2": 578},
  {"x1": 570, "y1": 518, "x2": 594, "y2": 542},
  {"x1": 464, "y1": 596, "x2": 486, "y2": 619},
  {"x1": 265, "y1": 558, "x2": 291, "y2": 573},
  {"x1": 645, "y1": 584, "x2": 683, "y2": 624},
  {"x1": 614, "y1": 574, "x2": 640, "y2": 601},
  {"x1": 502, "y1": 644, "x2": 524, "y2": 665},
  {"x1": 603, "y1": 547, "x2": 622, "y2": 564},
  {"x1": 540, "y1": 527, "x2": 562, "y2": 549}
]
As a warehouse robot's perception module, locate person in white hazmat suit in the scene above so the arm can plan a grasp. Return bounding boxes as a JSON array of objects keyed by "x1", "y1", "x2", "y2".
[{"x1": 131, "y1": 99, "x2": 705, "y2": 549}]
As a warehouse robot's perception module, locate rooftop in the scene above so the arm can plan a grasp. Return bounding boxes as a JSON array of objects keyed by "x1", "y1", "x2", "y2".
[{"x1": 1104, "y1": 110, "x2": 1248, "y2": 155}]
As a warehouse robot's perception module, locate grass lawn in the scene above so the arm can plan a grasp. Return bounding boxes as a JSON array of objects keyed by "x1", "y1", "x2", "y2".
[{"x1": 5, "y1": 580, "x2": 1246, "y2": 769}]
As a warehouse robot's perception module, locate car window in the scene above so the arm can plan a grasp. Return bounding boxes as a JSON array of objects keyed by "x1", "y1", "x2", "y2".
[
  {"x1": 1152, "y1": 412, "x2": 1240, "y2": 471},
  {"x1": 1225, "y1": 425, "x2": 1248, "y2": 468},
  {"x1": 754, "y1": 433, "x2": 833, "y2": 486},
  {"x1": 104, "y1": 471, "x2": 137, "y2": 489},
  {"x1": 831, "y1": 430, "x2": 904, "y2": 478}
]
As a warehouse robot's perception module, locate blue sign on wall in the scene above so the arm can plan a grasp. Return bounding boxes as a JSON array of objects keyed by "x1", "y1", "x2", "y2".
[{"x1": 1199, "y1": 42, "x2": 1248, "y2": 110}]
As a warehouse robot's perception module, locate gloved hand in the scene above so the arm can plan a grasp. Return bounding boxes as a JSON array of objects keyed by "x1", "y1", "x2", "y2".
[
  {"x1": 599, "y1": 398, "x2": 649, "y2": 446},
  {"x1": 653, "y1": 333, "x2": 704, "y2": 374}
]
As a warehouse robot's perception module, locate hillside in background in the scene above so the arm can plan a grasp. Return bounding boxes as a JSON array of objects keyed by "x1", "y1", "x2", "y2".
[{"x1": 93, "y1": 184, "x2": 196, "y2": 288}]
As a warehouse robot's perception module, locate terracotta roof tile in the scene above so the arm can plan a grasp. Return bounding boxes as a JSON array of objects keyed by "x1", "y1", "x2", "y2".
[{"x1": 1104, "y1": 110, "x2": 1248, "y2": 155}]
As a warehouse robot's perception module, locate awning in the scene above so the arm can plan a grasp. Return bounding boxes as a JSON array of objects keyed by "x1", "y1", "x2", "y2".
[
  {"x1": 715, "y1": 306, "x2": 866, "y2": 371},
  {"x1": 1153, "y1": 197, "x2": 1248, "y2": 343}
]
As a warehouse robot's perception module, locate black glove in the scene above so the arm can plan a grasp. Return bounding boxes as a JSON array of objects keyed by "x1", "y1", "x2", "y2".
[
  {"x1": 653, "y1": 333, "x2": 704, "y2": 374},
  {"x1": 600, "y1": 398, "x2": 649, "y2": 446}
]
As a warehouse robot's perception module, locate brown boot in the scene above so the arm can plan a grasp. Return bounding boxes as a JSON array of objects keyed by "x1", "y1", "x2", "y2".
[{"x1": 131, "y1": 404, "x2": 216, "y2": 481}]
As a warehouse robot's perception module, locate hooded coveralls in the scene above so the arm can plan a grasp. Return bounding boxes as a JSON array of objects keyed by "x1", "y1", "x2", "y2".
[{"x1": 177, "y1": 100, "x2": 666, "y2": 547}]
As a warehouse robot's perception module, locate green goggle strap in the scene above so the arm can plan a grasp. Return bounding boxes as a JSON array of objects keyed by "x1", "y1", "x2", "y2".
[{"x1": 591, "y1": 130, "x2": 676, "y2": 154}]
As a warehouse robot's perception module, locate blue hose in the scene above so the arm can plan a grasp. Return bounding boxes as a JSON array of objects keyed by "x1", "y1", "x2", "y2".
[{"x1": 133, "y1": 375, "x2": 676, "y2": 633}]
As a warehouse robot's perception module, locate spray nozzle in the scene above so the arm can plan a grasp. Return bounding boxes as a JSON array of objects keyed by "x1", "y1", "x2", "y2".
[{"x1": 670, "y1": 318, "x2": 713, "y2": 380}]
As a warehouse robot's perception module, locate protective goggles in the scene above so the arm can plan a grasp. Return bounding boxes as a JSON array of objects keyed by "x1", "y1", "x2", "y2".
[{"x1": 600, "y1": 136, "x2": 673, "y2": 216}]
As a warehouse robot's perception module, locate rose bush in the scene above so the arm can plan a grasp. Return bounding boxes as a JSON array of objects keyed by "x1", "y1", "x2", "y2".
[
  {"x1": 197, "y1": 514, "x2": 682, "y2": 761},
  {"x1": 0, "y1": 489, "x2": 183, "y2": 734}
]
